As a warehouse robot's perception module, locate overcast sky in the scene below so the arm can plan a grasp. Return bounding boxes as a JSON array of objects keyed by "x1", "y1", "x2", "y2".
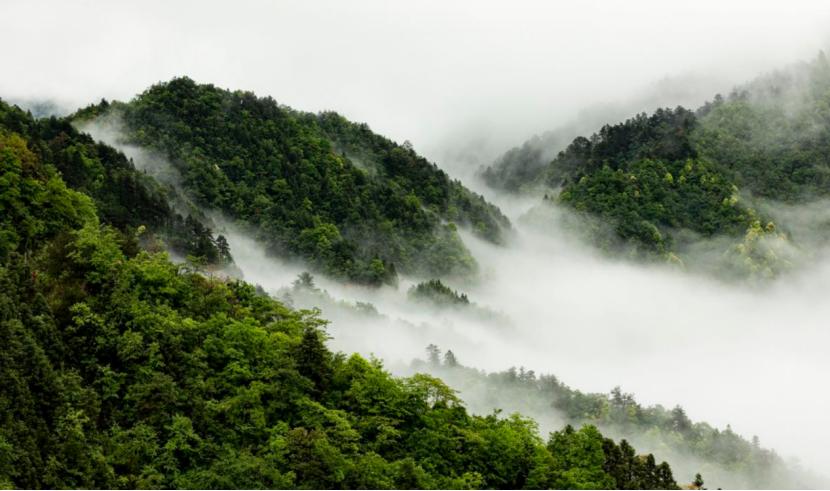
[
  {"x1": 4, "y1": 0, "x2": 830, "y2": 166},
  {"x1": 7, "y1": 1, "x2": 830, "y2": 477}
]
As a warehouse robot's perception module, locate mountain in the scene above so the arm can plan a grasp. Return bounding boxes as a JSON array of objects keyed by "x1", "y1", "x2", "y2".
[
  {"x1": 0, "y1": 98, "x2": 687, "y2": 489},
  {"x1": 480, "y1": 132, "x2": 569, "y2": 193},
  {"x1": 7, "y1": 70, "x2": 824, "y2": 488},
  {"x1": 74, "y1": 78, "x2": 510, "y2": 286},
  {"x1": 482, "y1": 52, "x2": 830, "y2": 277},
  {"x1": 693, "y1": 54, "x2": 830, "y2": 200},
  {"x1": 478, "y1": 73, "x2": 736, "y2": 194},
  {"x1": 0, "y1": 99, "x2": 232, "y2": 268},
  {"x1": 411, "y1": 351, "x2": 813, "y2": 489}
]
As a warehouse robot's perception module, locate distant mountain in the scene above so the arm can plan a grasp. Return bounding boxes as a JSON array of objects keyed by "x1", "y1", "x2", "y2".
[
  {"x1": 75, "y1": 78, "x2": 510, "y2": 286},
  {"x1": 7, "y1": 98, "x2": 71, "y2": 118},
  {"x1": 479, "y1": 73, "x2": 735, "y2": 194},
  {"x1": 482, "y1": 53, "x2": 830, "y2": 277}
]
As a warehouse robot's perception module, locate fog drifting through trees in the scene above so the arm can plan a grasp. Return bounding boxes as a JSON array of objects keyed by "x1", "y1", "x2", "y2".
[
  {"x1": 77, "y1": 89, "x2": 830, "y2": 485},
  {"x1": 216, "y1": 190, "x2": 830, "y2": 477},
  {"x1": 9, "y1": 2, "x2": 830, "y2": 485}
]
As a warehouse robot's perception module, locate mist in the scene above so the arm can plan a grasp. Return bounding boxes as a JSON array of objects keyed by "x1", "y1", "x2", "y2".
[
  {"x1": 78, "y1": 99, "x2": 830, "y2": 487},
  {"x1": 194, "y1": 186, "x2": 829, "y2": 482},
  {"x1": 11, "y1": 1, "x2": 830, "y2": 485},
  {"x1": 5, "y1": 0, "x2": 830, "y2": 169}
]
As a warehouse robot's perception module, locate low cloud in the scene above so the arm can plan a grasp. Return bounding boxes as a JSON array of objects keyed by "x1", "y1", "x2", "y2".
[
  {"x1": 82, "y1": 117, "x2": 830, "y2": 481},
  {"x1": 216, "y1": 189, "x2": 830, "y2": 480}
]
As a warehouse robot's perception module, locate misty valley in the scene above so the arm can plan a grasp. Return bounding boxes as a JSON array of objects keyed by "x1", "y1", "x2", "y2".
[{"x1": 5, "y1": 27, "x2": 830, "y2": 490}]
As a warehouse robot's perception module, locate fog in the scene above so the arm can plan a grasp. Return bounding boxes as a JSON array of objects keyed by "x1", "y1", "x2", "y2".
[
  {"x1": 210, "y1": 189, "x2": 830, "y2": 480},
  {"x1": 5, "y1": 0, "x2": 830, "y2": 167},
  {"x1": 78, "y1": 94, "x2": 830, "y2": 486},
  {"x1": 10, "y1": 0, "x2": 830, "y2": 484}
]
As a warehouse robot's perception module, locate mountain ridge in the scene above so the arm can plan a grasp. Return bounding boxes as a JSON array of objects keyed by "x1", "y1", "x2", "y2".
[{"x1": 74, "y1": 77, "x2": 510, "y2": 286}]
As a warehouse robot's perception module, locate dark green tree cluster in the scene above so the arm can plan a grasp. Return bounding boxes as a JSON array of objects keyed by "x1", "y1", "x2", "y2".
[
  {"x1": 549, "y1": 108, "x2": 754, "y2": 256},
  {"x1": 482, "y1": 54, "x2": 830, "y2": 265},
  {"x1": 316, "y1": 112, "x2": 509, "y2": 241},
  {"x1": 0, "y1": 98, "x2": 230, "y2": 267},
  {"x1": 76, "y1": 77, "x2": 510, "y2": 285},
  {"x1": 558, "y1": 157, "x2": 749, "y2": 255},
  {"x1": 545, "y1": 107, "x2": 698, "y2": 187},
  {"x1": 528, "y1": 425, "x2": 677, "y2": 489},
  {"x1": 408, "y1": 279, "x2": 471, "y2": 306},
  {"x1": 1, "y1": 121, "x2": 682, "y2": 488}
]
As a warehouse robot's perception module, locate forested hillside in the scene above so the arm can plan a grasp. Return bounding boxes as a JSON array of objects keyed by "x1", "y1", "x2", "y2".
[
  {"x1": 0, "y1": 99, "x2": 231, "y2": 267},
  {"x1": 693, "y1": 53, "x2": 830, "y2": 200},
  {"x1": 412, "y1": 350, "x2": 813, "y2": 489},
  {"x1": 4, "y1": 59, "x2": 822, "y2": 489},
  {"x1": 482, "y1": 53, "x2": 830, "y2": 275},
  {"x1": 75, "y1": 78, "x2": 510, "y2": 286},
  {"x1": 0, "y1": 102, "x2": 690, "y2": 488}
]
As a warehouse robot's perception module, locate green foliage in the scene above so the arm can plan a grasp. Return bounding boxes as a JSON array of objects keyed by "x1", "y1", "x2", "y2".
[
  {"x1": 693, "y1": 52, "x2": 830, "y2": 201},
  {"x1": 487, "y1": 54, "x2": 830, "y2": 271},
  {"x1": 543, "y1": 107, "x2": 759, "y2": 259},
  {"x1": 418, "y1": 353, "x2": 808, "y2": 489},
  {"x1": 480, "y1": 133, "x2": 562, "y2": 192},
  {"x1": 0, "y1": 124, "x2": 680, "y2": 489},
  {"x1": 0, "y1": 98, "x2": 230, "y2": 267},
  {"x1": 0, "y1": 131, "x2": 96, "y2": 260},
  {"x1": 725, "y1": 220, "x2": 792, "y2": 280},
  {"x1": 546, "y1": 107, "x2": 699, "y2": 188},
  {"x1": 559, "y1": 158, "x2": 749, "y2": 256},
  {"x1": 408, "y1": 279, "x2": 471, "y2": 306},
  {"x1": 83, "y1": 77, "x2": 509, "y2": 285}
]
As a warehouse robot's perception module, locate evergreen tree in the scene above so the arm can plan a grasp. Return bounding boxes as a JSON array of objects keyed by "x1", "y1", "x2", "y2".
[
  {"x1": 215, "y1": 234, "x2": 232, "y2": 264},
  {"x1": 294, "y1": 326, "x2": 332, "y2": 395},
  {"x1": 426, "y1": 344, "x2": 442, "y2": 366}
]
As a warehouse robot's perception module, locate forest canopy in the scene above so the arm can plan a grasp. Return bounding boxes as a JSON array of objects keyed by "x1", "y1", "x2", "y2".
[
  {"x1": 0, "y1": 102, "x2": 688, "y2": 488},
  {"x1": 481, "y1": 53, "x2": 830, "y2": 277},
  {"x1": 74, "y1": 78, "x2": 510, "y2": 286}
]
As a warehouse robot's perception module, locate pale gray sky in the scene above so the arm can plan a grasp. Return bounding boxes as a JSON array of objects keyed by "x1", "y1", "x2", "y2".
[
  {"x1": 7, "y1": 1, "x2": 830, "y2": 477},
  {"x1": 3, "y1": 0, "x2": 830, "y2": 165}
]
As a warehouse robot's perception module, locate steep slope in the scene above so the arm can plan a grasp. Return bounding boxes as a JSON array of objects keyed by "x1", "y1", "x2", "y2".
[
  {"x1": 485, "y1": 107, "x2": 771, "y2": 267},
  {"x1": 0, "y1": 118, "x2": 685, "y2": 489},
  {"x1": 693, "y1": 52, "x2": 830, "y2": 201},
  {"x1": 480, "y1": 131, "x2": 571, "y2": 193},
  {"x1": 412, "y1": 352, "x2": 814, "y2": 489},
  {"x1": 480, "y1": 54, "x2": 830, "y2": 275},
  {"x1": 478, "y1": 75, "x2": 735, "y2": 194},
  {"x1": 76, "y1": 78, "x2": 510, "y2": 286},
  {"x1": 549, "y1": 108, "x2": 756, "y2": 258},
  {"x1": 0, "y1": 99, "x2": 232, "y2": 267}
]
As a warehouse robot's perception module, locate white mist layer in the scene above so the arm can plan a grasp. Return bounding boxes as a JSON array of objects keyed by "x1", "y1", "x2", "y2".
[
  {"x1": 82, "y1": 117, "x2": 829, "y2": 478},
  {"x1": 222, "y1": 197, "x2": 830, "y2": 477}
]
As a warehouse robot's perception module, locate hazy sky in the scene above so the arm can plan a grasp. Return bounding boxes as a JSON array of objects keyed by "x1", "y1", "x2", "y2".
[
  {"x1": 8, "y1": 0, "x2": 830, "y2": 477},
  {"x1": 4, "y1": 0, "x2": 830, "y2": 166},
  {"x1": 42, "y1": 3, "x2": 830, "y2": 477}
]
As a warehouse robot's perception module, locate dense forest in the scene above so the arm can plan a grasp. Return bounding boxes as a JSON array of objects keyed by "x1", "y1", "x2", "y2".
[
  {"x1": 0, "y1": 99, "x2": 231, "y2": 268},
  {"x1": 5, "y1": 52, "x2": 828, "y2": 487},
  {"x1": 412, "y1": 348, "x2": 814, "y2": 489},
  {"x1": 481, "y1": 52, "x2": 830, "y2": 277},
  {"x1": 408, "y1": 279, "x2": 471, "y2": 306},
  {"x1": 0, "y1": 97, "x2": 700, "y2": 488},
  {"x1": 74, "y1": 78, "x2": 510, "y2": 286}
]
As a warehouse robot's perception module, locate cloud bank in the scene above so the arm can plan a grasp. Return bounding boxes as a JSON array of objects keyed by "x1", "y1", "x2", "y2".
[{"x1": 4, "y1": 0, "x2": 830, "y2": 166}]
